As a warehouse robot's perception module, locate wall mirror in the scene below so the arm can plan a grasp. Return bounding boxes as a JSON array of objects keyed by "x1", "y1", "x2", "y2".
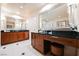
[
  {"x1": 6, "y1": 17, "x2": 15, "y2": 30},
  {"x1": 39, "y1": 3, "x2": 69, "y2": 30}
]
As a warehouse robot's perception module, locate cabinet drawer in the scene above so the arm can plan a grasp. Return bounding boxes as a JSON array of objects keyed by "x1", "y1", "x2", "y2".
[{"x1": 50, "y1": 36, "x2": 77, "y2": 47}]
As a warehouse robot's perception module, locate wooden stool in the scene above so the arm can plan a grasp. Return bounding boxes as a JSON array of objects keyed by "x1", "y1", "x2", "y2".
[{"x1": 51, "y1": 42, "x2": 64, "y2": 56}]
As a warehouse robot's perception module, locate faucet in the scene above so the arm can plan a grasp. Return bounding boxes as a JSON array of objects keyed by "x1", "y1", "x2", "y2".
[{"x1": 70, "y1": 26, "x2": 77, "y2": 30}]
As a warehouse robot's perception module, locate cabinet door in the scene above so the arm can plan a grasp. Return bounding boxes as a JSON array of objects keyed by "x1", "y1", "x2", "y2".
[
  {"x1": 17, "y1": 32, "x2": 24, "y2": 41},
  {"x1": 9, "y1": 32, "x2": 18, "y2": 43},
  {"x1": 39, "y1": 35, "x2": 44, "y2": 53},
  {"x1": 31, "y1": 33, "x2": 44, "y2": 54},
  {"x1": 1, "y1": 32, "x2": 10, "y2": 45},
  {"x1": 13, "y1": 32, "x2": 18, "y2": 42},
  {"x1": 24, "y1": 32, "x2": 29, "y2": 40},
  {"x1": 35, "y1": 34, "x2": 44, "y2": 54},
  {"x1": 1, "y1": 32, "x2": 6, "y2": 45},
  {"x1": 31, "y1": 33, "x2": 35, "y2": 47},
  {"x1": 34, "y1": 34, "x2": 38, "y2": 49}
]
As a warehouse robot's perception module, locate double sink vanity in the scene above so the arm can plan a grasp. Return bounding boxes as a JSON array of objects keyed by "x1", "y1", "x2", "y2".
[{"x1": 31, "y1": 30, "x2": 79, "y2": 56}]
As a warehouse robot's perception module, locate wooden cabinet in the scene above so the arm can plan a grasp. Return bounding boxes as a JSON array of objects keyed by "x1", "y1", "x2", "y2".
[
  {"x1": 49, "y1": 36, "x2": 77, "y2": 48},
  {"x1": 77, "y1": 39, "x2": 79, "y2": 48},
  {"x1": 24, "y1": 32, "x2": 29, "y2": 39},
  {"x1": 31, "y1": 33, "x2": 51, "y2": 54},
  {"x1": 1, "y1": 31, "x2": 29, "y2": 45},
  {"x1": 1, "y1": 32, "x2": 10, "y2": 45},
  {"x1": 31, "y1": 33, "x2": 37, "y2": 47},
  {"x1": 9, "y1": 32, "x2": 18, "y2": 43},
  {"x1": 31, "y1": 33, "x2": 34, "y2": 46},
  {"x1": 31, "y1": 32, "x2": 78, "y2": 55},
  {"x1": 31, "y1": 33, "x2": 44, "y2": 54},
  {"x1": 17, "y1": 32, "x2": 29, "y2": 41},
  {"x1": 36, "y1": 34, "x2": 44, "y2": 53},
  {"x1": 17, "y1": 32, "x2": 24, "y2": 41}
]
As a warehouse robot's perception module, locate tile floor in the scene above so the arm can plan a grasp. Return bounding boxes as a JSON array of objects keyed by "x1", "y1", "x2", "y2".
[{"x1": 0, "y1": 40, "x2": 42, "y2": 56}]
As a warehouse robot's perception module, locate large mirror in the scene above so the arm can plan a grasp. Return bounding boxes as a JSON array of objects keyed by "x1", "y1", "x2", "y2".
[
  {"x1": 6, "y1": 17, "x2": 15, "y2": 30},
  {"x1": 39, "y1": 3, "x2": 70, "y2": 31}
]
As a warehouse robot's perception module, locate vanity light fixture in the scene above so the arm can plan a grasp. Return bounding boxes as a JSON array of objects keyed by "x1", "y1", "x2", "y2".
[{"x1": 40, "y1": 4, "x2": 56, "y2": 13}]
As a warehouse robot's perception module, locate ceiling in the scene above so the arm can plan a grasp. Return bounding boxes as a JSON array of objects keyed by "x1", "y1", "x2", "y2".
[{"x1": 1, "y1": 3, "x2": 46, "y2": 20}]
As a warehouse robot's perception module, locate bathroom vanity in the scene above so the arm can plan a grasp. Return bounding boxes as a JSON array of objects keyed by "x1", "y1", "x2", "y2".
[
  {"x1": 31, "y1": 31, "x2": 79, "y2": 56},
  {"x1": 1, "y1": 30, "x2": 29, "y2": 45}
]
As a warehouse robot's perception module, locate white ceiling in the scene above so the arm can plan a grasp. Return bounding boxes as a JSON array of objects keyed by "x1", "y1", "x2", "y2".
[{"x1": 1, "y1": 3, "x2": 46, "y2": 20}]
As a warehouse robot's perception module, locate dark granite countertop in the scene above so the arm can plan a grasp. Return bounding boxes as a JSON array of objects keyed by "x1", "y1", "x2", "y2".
[
  {"x1": 38, "y1": 30, "x2": 79, "y2": 39},
  {"x1": 1, "y1": 30, "x2": 29, "y2": 32}
]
